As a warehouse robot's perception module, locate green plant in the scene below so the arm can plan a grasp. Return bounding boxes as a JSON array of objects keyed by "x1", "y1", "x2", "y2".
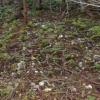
[
  {"x1": 43, "y1": 0, "x2": 61, "y2": 10},
  {"x1": 0, "y1": 5, "x2": 15, "y2": 22},
  {"x1": 89, "y1": 25, "x2": 100, "y2": 35},
  {"x1": 94, "y1": 63, "x2": 100, "y2": 69},
  {"x1": 72, "y1": 18, "x2": 87, "y2": 28},
  {"x1": 0, "y1": 52, "x2": 11, "y2": 60},
  {"x1": 87, "y1": 95, "x2": 96, "y2": 100},
  {"x1": 90, "y1": 35, "x2": 100, "y2": 42},
  {"x1": 0, "y1": 86, "x2": 13, "y2": 97},
  {"x1": 0, "y1": 31, "x2": 13, "y2": 47}
]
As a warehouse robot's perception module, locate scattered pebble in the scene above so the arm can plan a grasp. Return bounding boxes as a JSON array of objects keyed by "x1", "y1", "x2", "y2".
[
  {"x1": 44, "y1": 87, "x2": 52, "y2": 92},
  {"x1": 58, "y1": 34, "x2": 63, "y2": 38},
  {"x1": 39, "y1": 80, "x2": 48, "y2": 87},
  {"x1": 71, "y1": 87, "x2": 77, "y2": 92},
  {"x1": 32, "y1": 62, "x2": 35, "y2": 66},
  {"x1": 31, "y1": 82, "x2": 39, "y2": 91},
  {"x1": 17, "y1": 61, "x2": 26, "y2": 70},
  {"x1": 28, "y1": 49, "x2": 33, "y2": 53},
  {"x1": 22, "y1": 47, "x2": 26, "y2": 51},
  {"x1": 84, "y1": 84, "x2": 93, "y2": 89},
  {"x1": 40, "y1": 71, "x2": 43, "y2": 74},
  {"x1": 31, "y1": 82, "x2": 36, "y2": 87},
  {"x1": 94, "y1": 55, "x2": 100, "y2": 62},
  {"x1": 70, "y1": 86, "x2": 77, "y2": 92},
  {"x1": 27, "y1": 31, "x2": 31, "y2": 35},
  {"x1": 39, "y1": 81, "x2": 45, "y2": 87},
  {"x1": 35, "y1": 70, "x2": 39, "y2": 74},
  {"x1": 26, "y1": 71, "x2": 30, "y2": 74},
  {"x1": 41, "y1": 24, "x2": 46, "y2": 28},
  {"x1": 65, "y1": 77, "x2": 68, "y2": 79},
  {"x1": 31, "y1": 56, "x2": 36, "y2": 60},
  {"x1": 71, "y1": 40, "x2": 76, "y2": 45},
  {"x1": 11, "y1": 72, "x2": 16, "y2": 77},
  {"x1": 78, "y1": 62, "x2": 83, "y2": 68}
]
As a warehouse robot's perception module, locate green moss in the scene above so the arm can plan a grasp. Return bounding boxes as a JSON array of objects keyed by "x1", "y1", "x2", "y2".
[
  {"x1": 90, "y1": 35, "x2": 100, "y2": 42},
  {"x1": 87, "y1": 95, "x2": 96, "y2": 100},
  {"x1": 68, "y1": 60, "x2": 76, "y2": 68},
  {"x1": 94, "y1": 63, "x2": 100, "y2": 69},
  {"x1": 0, "y1": 52, "x2": 11, "y2": 60},
  {"x1": 0, "y1": 86, "x2": 13, "y2": 97},
  {"x1": 89, "y1": 25, "x2": 100, "y2": 35},
  {"x1": 18, "y1": 33, "x2": 29, "y2": 42},
  {"x1": 72, "y1": 18, "x2": 88, "y2": 28},
  {"x1": 40, "y1": 38, "x2": 50, "y2": 47},
  {"x1": 72, "y1": 17, "x2": 97, "y2": 29},
  {"x1": 39, "y1": 21, "x2": 65, "y2": 34},
  {"x1": 0, "y1": 31, "x2": 13, "y2": 48}
]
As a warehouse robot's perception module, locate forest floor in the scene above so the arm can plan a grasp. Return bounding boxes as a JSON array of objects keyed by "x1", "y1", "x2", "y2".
[{"x1": 0, "y1": 11, "x2": 100, "y2": 100}]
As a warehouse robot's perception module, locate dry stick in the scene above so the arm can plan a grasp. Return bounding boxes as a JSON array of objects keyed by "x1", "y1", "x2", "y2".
[
  {"x1": 23, "y1": 0, "x2": 28, "y2": 24},
  {"x1": 61, "y1": 0, "x2": 69, "y2": 18},
  {"x1": 63, "y1": 0, "x2": 100, "y2": 19},
  {"x1": 81, "y1": 75, "x2": 100, "y2": 85},
  {"x1": 92, "y1": 93, "x2": 100, "y2": 98},
  {"x1": 49, "y1": 0, "x2": 53, "y2": 12},
  {"x1": 69, "y1": 0, "x2": 100, "y2": 8}
]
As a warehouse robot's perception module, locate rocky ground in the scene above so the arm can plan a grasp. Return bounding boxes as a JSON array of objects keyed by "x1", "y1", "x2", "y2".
[{"x1": 0, "y1": 12, "x2": 100, "y2": 100}]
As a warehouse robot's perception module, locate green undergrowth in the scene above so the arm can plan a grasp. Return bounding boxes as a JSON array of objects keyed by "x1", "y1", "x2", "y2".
[
  {"x1": 0, "y1": 52, "x2": 11, "y2": 60},
  {"x1": 94, "y1": 63, "x2": 100, "y2": 69},
  {"x1": 87, "y1": 95, "x2": 96, "y2": 100},
  {"x1": 90, "y1": 25, "x2": 100, "y2": 35},
  {"x1": 66, "y1": 17, "x2": 96, "y2": 28},
  {"x1": 0, "y1": 85, "x2": 13, "y2": 98},
  {"x1": 89, "y1": 25, "x2": 100, "y2": 42},
  {"x1": 65, "y1": 17, "x2": 100, "y2": 41},
  {"x1": 0, "y1": 16, "x2": 100, "y2": 61}
]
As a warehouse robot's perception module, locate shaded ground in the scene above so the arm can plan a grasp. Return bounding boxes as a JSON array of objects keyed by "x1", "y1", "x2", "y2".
[{"x1": 0, "y1": 12, "x2": 100, "y2": 100}]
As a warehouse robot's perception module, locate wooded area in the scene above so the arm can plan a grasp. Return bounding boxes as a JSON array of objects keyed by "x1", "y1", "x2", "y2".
[
  {"x1": 0, "y1": 0, "x2": 100, "y2": 23},
  {"x1": 0, "y1": 0, "x2": 100, "y2": 100}
]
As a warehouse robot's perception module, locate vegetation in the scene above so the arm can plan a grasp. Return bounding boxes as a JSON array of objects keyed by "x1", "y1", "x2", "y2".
[{"x1": 0, "y1": 0, "x2": 100, "y2": 100}]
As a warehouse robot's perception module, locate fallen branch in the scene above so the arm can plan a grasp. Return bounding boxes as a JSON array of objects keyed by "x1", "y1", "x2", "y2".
[{"x1": 69, "y1": 0, "x2": 100, "y2": 8}]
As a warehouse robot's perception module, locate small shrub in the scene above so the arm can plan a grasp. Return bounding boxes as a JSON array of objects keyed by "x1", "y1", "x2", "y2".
[
  {"x1": 72, "y1": 18, "x2": 87, "y2": 28},
  {"x1": 87, "y1": 95, "x2": 96, "y2": 100},
  {"x1": 89, "y1": 25, "x2": 100, "y2": 35},
  {"x1": 94, "y1": 63, "x2": 100, "y2": 69}
]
